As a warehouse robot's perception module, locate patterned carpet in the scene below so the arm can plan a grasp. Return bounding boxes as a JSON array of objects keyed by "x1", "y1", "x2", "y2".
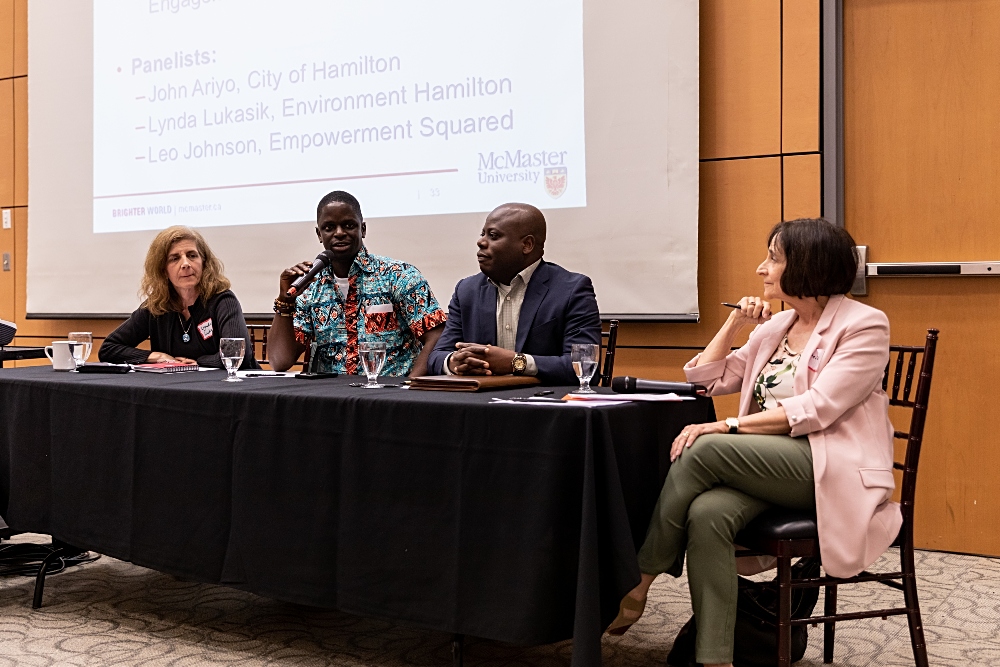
[{"x1": 0, "y1": 533, "x2": 997, "y2": 666}]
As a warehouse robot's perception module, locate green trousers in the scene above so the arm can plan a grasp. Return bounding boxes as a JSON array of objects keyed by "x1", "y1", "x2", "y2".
[{"x1": 636, "y1": 433, "x2": 815, "y2": 665}]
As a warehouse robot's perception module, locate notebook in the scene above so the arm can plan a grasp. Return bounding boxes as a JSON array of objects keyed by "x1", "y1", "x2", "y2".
[{"x1": 132, "y1": 362, "x2": 200, "y2": 373}]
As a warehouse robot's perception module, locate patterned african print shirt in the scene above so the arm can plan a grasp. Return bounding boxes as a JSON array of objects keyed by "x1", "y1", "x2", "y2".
[{"x1": 293, "y1": 246, "x2": 447, "y2": 376}]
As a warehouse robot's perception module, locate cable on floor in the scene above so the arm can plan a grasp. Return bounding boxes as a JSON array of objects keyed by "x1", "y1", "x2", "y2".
[{"x1": 0, "y1": 541, "x2": 101, "y2": 577}]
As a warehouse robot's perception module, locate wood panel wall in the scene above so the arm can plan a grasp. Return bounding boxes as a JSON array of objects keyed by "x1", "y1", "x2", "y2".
[
  {"x1": 843, "y1": 0, "x2": 1000, "y2": 556},
  {"x1": 0, "y1": 1, "x2": 995, "y2": 555}
]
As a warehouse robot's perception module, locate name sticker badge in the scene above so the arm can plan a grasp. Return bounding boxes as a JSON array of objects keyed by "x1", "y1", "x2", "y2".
[
  {"x1": 808, "y1": 348, "x2": 823, "y2": 372},
  {"x1": 197, "y1": 318, "x2": 214, "y2": 341}
]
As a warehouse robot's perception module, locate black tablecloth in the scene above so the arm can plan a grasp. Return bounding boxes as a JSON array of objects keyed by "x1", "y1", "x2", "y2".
[{"x1": 0, "y1": 368, "x2": 714, "y2": 667}]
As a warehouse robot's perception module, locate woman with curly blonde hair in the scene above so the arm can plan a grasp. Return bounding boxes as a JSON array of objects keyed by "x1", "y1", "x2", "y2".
[{"x1": 100, "y1": 226, "x2": 258, "y2": 369}]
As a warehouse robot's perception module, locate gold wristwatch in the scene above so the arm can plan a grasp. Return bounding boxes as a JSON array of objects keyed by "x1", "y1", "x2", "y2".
[{"x1": 511, "y1": 353, "x2": 527, "y2": 375}]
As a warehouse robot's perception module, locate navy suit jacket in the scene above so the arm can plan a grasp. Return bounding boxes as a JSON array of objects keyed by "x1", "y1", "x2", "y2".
[{"x1": 428, "y1": 260, "x2": 601, "y2": 385}]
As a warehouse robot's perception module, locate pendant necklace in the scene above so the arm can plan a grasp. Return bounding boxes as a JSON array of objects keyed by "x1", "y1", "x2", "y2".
[
  {"x1": 178, "y1": 314, "x2": 193, "y2": 343},
  {"x1": 782, "y1": 335, "x2": 801, "y2": 357}
]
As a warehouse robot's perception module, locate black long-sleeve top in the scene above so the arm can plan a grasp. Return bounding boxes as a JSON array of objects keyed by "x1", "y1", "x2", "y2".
[{"x1": 99, "y1": 290, "x2": 260, "y2": 369}]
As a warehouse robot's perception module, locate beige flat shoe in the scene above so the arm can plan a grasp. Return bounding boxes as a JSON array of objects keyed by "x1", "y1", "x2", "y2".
[{"x1": 605, "y1": 594, "x2": 647, "y2": 635}]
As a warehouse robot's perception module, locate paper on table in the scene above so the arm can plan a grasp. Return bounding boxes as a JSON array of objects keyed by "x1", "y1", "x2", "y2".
[
  {"x1": 235, "y1": 370, "x2": 294, "y2": 378},
  {"x1": 562, "y1": 392, "x2": 696, "y2": 402},
  {"x1": 490, "y1": 397, "x2": 624, "y2": 408}
]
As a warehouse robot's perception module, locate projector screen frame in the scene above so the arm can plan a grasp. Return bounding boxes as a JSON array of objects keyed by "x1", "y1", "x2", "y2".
[{"x1": 27, "y1": 0, "x2": 701, "y2": 321}]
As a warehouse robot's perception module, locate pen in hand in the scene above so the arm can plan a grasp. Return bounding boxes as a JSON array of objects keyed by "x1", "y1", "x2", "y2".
[{"x1": 722, "y1": 302, "x2": 772, "y2": 322}]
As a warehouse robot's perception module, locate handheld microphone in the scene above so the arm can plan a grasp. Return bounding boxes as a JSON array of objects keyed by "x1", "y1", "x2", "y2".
[
  {"x1": 286, "y1": 250, "x2": 335, "y2": 298},
  {"x1": 611, "y1": 376, "x2": 707, "y2": 396}
]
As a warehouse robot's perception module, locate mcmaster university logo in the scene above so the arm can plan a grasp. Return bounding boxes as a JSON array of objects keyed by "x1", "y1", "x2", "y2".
[
  {"x1": 545, "y1": 167, "x2": 567, "y2": 198},
  {"x1": 475, "y1": 150, "x2": 569, "y2": 194}
]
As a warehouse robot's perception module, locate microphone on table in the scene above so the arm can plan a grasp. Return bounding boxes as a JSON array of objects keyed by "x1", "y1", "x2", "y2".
[
  {"x1": 611, "y1": 376, "x2": 707, "y2": 396},
  {"x1": 286, "y1": 250, "x2": 335, "y2": 298}
]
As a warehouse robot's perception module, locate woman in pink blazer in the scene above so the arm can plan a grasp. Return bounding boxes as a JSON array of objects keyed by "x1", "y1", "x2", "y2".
[{"x1": 606, "y1": 219, "x2": 900, "y2": 667}]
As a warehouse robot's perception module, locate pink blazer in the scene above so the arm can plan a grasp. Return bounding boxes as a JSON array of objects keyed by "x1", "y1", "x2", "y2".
[{"x1": 684, "y1": 295, "x2": 902, "y2": 578}]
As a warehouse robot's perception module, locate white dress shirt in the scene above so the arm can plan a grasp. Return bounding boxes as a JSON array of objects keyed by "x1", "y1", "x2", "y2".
[{"x1": 445, "y1": 258, "x2": 542, "y2": 375}]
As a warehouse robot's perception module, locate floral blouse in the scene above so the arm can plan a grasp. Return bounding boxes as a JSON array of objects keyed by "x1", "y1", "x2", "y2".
[{"x1": 753, "y1": 335, "x2": 802, "y2": 412}]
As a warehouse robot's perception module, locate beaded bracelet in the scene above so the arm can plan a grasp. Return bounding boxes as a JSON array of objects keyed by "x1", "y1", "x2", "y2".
[{"x1": 273, "y1": 297, "x2": 295, "y2": 316}]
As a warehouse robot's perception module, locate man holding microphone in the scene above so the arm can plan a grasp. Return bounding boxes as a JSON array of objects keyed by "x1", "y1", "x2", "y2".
[{"x1": 267, "y1": 191, "x2": 446, "y2": 376}]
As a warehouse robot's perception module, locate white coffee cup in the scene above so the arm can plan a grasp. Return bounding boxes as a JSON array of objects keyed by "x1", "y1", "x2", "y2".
[{"x1": 45, "y1": 340, "x2": 80, "y2": 371}]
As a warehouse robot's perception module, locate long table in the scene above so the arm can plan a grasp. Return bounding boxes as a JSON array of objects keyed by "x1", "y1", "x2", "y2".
[{"x1": 0, "y1": 367, "x2": 714, "y2": 667}]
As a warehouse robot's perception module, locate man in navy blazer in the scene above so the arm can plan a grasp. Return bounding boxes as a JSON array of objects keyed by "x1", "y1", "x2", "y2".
[{"x1": 428, "y1": 203, "x2": 601, "y2": 385}]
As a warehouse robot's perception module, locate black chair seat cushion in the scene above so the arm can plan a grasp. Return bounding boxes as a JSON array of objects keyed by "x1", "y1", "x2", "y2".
[{"x1": 735, "y1": 506, "x2": 818, "y2": 550}]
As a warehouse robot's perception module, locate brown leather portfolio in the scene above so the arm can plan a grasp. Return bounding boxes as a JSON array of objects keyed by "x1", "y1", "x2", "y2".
[{"x1": 408, "y1": 375, "x2": 543, "y2": 392}]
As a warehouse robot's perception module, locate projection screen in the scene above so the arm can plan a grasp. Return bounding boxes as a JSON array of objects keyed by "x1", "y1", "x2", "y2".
[{"x1": 27, "y1": 0, "x2": 699, "y2": 319}]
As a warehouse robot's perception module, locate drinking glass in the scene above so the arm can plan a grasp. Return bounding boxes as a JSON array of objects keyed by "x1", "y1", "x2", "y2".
[
  {"x1": 219, "y1": 337, "x2": 246, "y2": 382},
  {"x1": 571, "y1": 343, "x2": 600, "y2": 394},
  {"x1": 67, "y1": 331, "x2": 93, "y2": 368},
  {"x1": 359, "y1": 340, "x2": 387, "y2": 388}
]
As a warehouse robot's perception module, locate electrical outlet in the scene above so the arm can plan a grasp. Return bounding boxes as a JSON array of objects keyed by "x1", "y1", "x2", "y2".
[{"x1": 1, "y1": 209, "x2": 10, "y2": 229}]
